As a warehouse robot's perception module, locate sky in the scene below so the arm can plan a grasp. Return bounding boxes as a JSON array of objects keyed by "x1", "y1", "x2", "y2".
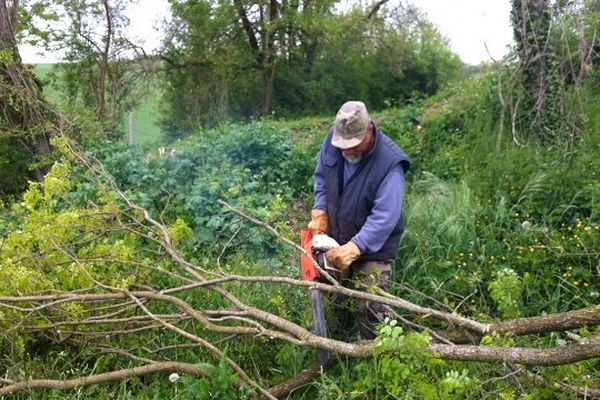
[
  {"x1": 20, "y1": 0, "x2": 514, "y2": 66},
  {"x1": 408, "y1": 0, "x2": 514, "y2": 64}
]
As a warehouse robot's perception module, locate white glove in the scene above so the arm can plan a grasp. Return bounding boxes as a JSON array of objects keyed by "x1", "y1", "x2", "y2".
[{"x1": 312, "y1": 234, "x2": 340, "y2": 250}]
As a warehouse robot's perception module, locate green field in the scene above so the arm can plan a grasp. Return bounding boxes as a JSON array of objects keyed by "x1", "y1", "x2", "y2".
[
  {"x1": 33, "y1": 63, "x2": 164, "y2": 147},
  {"x1": 120, "y1": 82, "x2": 164, "y2": 147}
]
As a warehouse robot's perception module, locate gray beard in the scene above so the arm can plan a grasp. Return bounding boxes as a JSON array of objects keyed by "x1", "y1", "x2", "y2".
[{"x1": 342, "y1": 153, "x2": 363, "y2": 164}]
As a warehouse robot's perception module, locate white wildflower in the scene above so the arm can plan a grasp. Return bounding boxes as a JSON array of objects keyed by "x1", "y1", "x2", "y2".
[
  {"x1": 169, "y1": 373, "x2": 180, "y2": 383},
  {"x1": 521, "y1": 220, "x2": 531, "y2": 229}
]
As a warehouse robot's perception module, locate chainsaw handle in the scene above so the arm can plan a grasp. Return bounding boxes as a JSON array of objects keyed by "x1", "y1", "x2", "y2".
[
  {"x1": 300, "y1": 229, "x2": 341, "y2": 282},
  {"x1": 312, "y1": 247, "x2": 329, "y2": 270},
  {"x1": 313, "y1": 248, "x2": 342, "y2": 282}
]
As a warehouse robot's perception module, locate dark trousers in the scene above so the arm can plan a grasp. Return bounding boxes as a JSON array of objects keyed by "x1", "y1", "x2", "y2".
[{"x1": 329, "y1": 260, "x2": 392, "y2": 339}]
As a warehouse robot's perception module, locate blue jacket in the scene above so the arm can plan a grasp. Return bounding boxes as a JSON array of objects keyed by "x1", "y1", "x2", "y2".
[{"x1": 314, "y1": 125, "x2": 410, "y2": 261}]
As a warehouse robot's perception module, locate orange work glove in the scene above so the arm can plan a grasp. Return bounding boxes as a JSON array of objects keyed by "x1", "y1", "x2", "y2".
[
  {"x1": 326, "y1": 241, "x2": 361, "y2": 274},
  {"x1": 308, "y1": 209, "x2": 329, "y2": 235}
]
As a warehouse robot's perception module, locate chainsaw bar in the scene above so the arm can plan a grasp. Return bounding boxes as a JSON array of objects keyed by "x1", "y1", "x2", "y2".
[
  {"x1": 309, "y1": 288, "x2": 331, "y2": 366},
  {"x1": 300, "y1": 229, "x2": 333, "y2": 366}
]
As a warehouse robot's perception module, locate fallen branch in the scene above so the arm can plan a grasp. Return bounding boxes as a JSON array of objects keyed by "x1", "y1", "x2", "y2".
[
  {"x1": 430, "y1": 335, "x2": 600, "y2": 366},
  {"x1": 0, "y1": 362, "x2": 231, "y2": 395},
  {"x1": 266, "y1": 362, "x2": 333, "y2": 399},
  {"x1": 440, "y1": 304, "x2": 600, "y2": 343}
]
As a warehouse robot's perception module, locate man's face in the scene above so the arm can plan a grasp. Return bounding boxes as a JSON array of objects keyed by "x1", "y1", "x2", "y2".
[{"x1": 342, "y1": 125, "x2": 372, "y2": 164}]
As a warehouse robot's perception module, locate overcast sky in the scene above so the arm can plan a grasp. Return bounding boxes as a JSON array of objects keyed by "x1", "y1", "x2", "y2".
[
  {"x1": 20, "y1": 0, "x2": 514, "y2": 65},
  {"x1": 408, "y1": 0, "x2": 513, "y2": 64}
]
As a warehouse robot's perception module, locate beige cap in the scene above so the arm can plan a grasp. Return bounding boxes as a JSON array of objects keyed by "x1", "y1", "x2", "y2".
[{"x1": 332, "y1": 101, "x2": 369, "y2": 149}]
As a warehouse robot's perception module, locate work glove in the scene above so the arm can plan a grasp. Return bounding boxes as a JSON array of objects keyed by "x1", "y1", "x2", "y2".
[
  {"x1": 326, "y1": 241, "x2": 361, "y2": 276},
  {"x1": 308, "y1": 209, "x2": 329, "y2": 235}
]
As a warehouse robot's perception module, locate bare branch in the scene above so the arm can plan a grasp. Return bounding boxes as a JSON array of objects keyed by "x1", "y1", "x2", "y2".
[
  {"x1": 430, "y1": 335, "x2": 600, "y2": 366},
  {"x1": 366, "y1": 0, "x2": 390, "y2": 20},
  {"x1": 125, "y1": 291, "x2": 277, "y2": 400},
  {"x1": 218, "y1": 198, "x2": 341, "y2": 286},
  {"x1": 0, "y1": 362, "x2": 218, "y2": 395}
]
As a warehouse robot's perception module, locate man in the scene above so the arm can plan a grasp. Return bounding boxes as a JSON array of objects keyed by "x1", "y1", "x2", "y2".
[{"x1": 308, "y1": 101, "x2": 410, "y2": 338}]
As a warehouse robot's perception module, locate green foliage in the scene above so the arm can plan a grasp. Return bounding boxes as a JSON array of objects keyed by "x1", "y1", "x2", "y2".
[
  {"x1": 0, "y1": 160, "x2": 155, "y2": 363},
  {"x1": 0, "y1": 137, "x2": 30, "y2": 196},
  {"x1": 160, "y1": 1, "x2": 464, "y2": 137},
  {"x1": 88, "y1": 120, "x2": 315, "y2": 263},
  {"x1": 5, "y1": 42, "x2": 600, "y2": 398},
  {"x1": 168, "y1": 218, "x2": 194, "y2": 247},
  {"x1": 275, "y1": 343, "x2": 309, "y2": 376},
  {"x1": 177, "y1": 358, "x2": 248, "y2": 400},
  {"x1": 488, "y1": 267, "x2": 524, "y2": 319},
  {"x1": 0, "y1": 49, "x2": 13, "y2": 64},
  {"x1": 342, "y1": 320, "x2": 476, "y2": 399},
  {"x1": 389, "y1": 71, "x2": 600, "y2": 325}
]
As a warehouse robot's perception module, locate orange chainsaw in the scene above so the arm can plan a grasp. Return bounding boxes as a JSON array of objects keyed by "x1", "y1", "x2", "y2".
[{"x1": 300, "y1": 229, "x2": 340, "y2": 366}]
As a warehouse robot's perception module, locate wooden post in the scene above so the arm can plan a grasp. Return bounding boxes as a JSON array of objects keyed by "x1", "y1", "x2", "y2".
[{"x1": 128, "y1": 108, "x2": 135, "y2": 145}]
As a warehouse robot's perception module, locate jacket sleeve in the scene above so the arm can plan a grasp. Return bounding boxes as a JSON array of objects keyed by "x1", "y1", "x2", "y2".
[
  {"x1": 313, "y1": 147, "x2": 327, "y2": 211},
  {"x1": 351, "y1": 164, "x2": 405, "y2": 254}
]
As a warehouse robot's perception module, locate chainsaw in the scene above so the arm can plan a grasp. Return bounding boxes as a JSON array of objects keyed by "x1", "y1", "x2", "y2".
[{"x1": 300, "y1": 229, "x2": 341, "y2": 366}]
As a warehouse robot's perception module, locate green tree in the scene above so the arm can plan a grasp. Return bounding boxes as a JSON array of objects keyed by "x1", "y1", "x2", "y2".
[
  {"x1": 0, "y1": 0, "x2": 59, "y2": 195},
  {"x1": 51, "y1": 0, "x2": 149, "y2": 136},
  {"x1": 160, "y1": 1, "x2": 463, "y2": 138},
  {"x1": 509, "y1": 0, "x2": 600, "y2": 143}
]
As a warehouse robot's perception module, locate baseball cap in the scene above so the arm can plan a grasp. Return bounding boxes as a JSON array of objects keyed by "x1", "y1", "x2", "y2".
[{"x1": 332, "y1": 101, "x2": 370, "y2": 149}]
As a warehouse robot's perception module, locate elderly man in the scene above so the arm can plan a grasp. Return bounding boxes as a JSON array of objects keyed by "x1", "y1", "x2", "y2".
[{"x1": 308, "y1": 101, "x2": 410, "y2": 338}]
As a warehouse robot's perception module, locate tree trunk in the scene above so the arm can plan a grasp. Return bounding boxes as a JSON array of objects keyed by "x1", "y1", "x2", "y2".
[
  {"x1": 511, "y1": 0, "x2": 560, "y2": 140},
  {"x1": 97, "y1": 0, "x2": 112, "y2": 121},
  {"x1": 0, "y1": 0, "x2": 55, "y2": 182}
]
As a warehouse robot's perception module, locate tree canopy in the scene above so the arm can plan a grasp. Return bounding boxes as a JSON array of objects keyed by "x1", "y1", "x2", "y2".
[{"x1": 159, "y1": 0, "x2": 464, "y2": 137}]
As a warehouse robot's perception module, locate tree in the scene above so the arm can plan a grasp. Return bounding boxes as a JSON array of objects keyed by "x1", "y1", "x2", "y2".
[
  {"x1": 0, "y1": 0, "x2": 59, "y2": 193},
  {"x1": 159, "y1": 0, "x2": 339, "y2": 136},
  {"x1": 509, "y1": 0, "x2": 599, "y2": 142},
  {"x1": 160, "y1": 1, "x2": 463, "y2": 137},
  {"x1": 51, "y1": 0, "x2": 149, "y2": 135}
]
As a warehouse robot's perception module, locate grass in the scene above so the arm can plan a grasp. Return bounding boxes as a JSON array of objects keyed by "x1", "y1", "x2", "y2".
[
  {"x1": 32, "y1": 63, "x2": 53, "y2": 79},
  {"x1": 33, "y1": 63, "x2": 62, "y2": 104},
  {"x1": 121, "y1": 82, "x2": 164, "y2": 147}
]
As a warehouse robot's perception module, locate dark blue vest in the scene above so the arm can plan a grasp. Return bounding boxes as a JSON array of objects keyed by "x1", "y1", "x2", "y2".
[{"x1": 322, "y1": 126, "x2": 410, "y2": 261}]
